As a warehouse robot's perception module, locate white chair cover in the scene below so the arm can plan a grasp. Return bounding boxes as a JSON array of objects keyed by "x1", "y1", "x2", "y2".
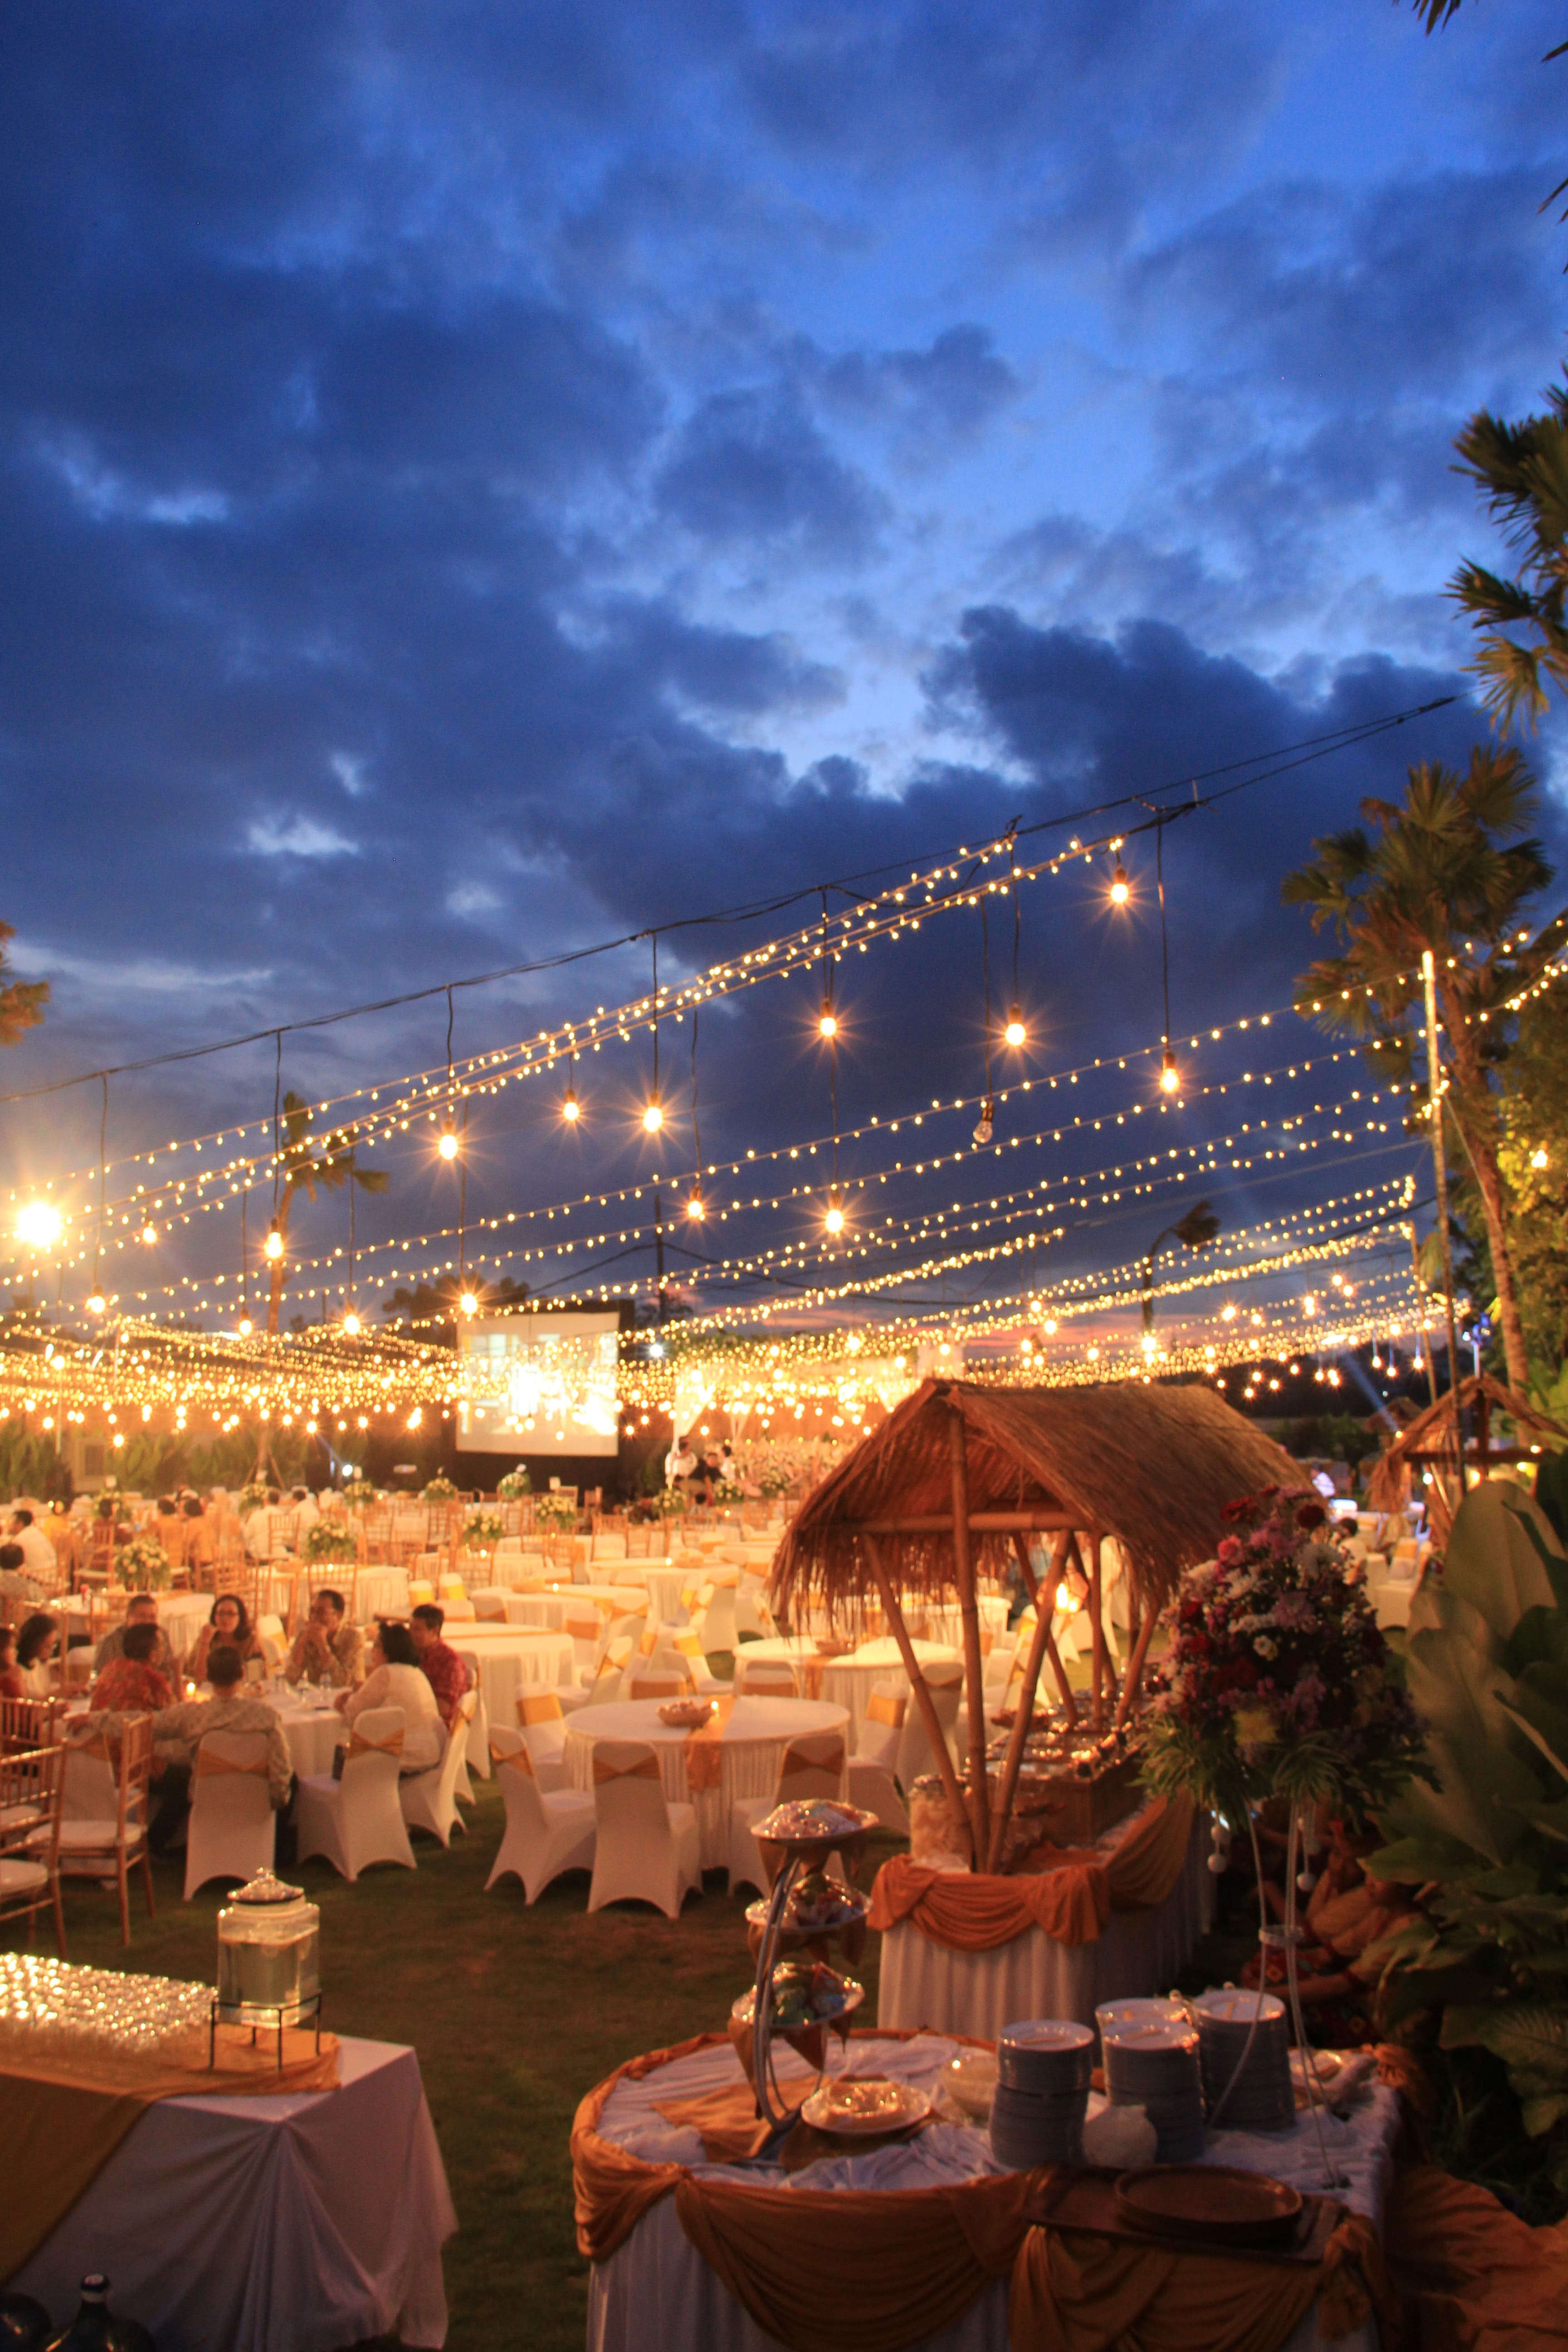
[
  {"x1": 734, "y1": 1656, "x2": 799, "y2": 1698},
  {"x1": 894, "y1": 1661, "x2": 963, "y2": 1791},
  {"x1": 485, "y1": 1728, "x2": 596, "y2": 1903},
  {"x1": 846, "y1": 1680, "x2": 910, "y2": 1838},
  {"x1": 399, "y1": 1696, "x2": 474, "y2": 1847},
  {"x1": 587, "y1": 1740, "x2": 701, "y2": 1919},
  {"x1": 294, "y1": 1706, "x2": 415, "y2": 1882},
  {"x1": 518, "y1": 1691, "x2": 571, "y2": 1792},
  {"x1": 184, "y1": 1730, "x2": 275, "y2": 1900}
]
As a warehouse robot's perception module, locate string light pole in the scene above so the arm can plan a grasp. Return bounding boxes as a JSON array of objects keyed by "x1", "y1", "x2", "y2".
[
  {"x1": 646, "y1": 934, "x2": 667, "y2": 1323},
  {"x1": 87, "y1": 1075, "x2": 108, "y2": 1314},
  {"x1": 1421, "y1": 948, "x2": 1463, "y2": 1446},
  {"x1": 1155, "y1": 819, "x2": 1179, "y2": 1095}
]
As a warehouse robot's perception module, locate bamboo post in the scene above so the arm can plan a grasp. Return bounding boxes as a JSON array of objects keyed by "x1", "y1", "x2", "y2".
[
  {"x1": 1009, "y1": 1530, "x2": 1077, "y2": 1724},
  {"x1": 862, "y1": 1532, "x2": 971, "y2": 1861},
  {"x1": 947, "y1": 1407, "x2": 991, "y2": 1867},
  {"x1": 1114, "y1": 1590, "x2": 1159, "y2": 1729},
  {"x1": 986, "y1": 1595, "x2": 1055, "y2": 1871},
  {"x1": 1087, "y1": 1527, "x2": 1106, "y2": 1730}
]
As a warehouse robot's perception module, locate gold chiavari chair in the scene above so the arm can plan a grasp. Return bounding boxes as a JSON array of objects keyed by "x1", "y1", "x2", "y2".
[{"x1": 0, "y1": 1743, "x2": 66, "y2": 1956}]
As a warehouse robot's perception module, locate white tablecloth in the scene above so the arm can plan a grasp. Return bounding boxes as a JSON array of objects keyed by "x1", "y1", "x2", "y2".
[
  {"x1": 739, "y1": 1636, "x2": 961, "y2": 1740},
  {"x1": 451, "y1": 1627, "x2": 575, "y2": 1727},
  {"x1": 358, "y1": 1564, "x2": 411, "y2": 1622},
  {"x1": 273, "y1": 1704, "x2": 343, "y2": 1779},
  {"x1": 586, "y1": 2031, "x2": 1395, "y2": 2352},
  {"x1": 565, "y1": 1695, "x2": 849, "y2": 1869},
  {"x1": 877, "y1": 1808, "x2": 1214, "y2": 2037},
  {"x1": 499, "y1": 1584, "x2": 642, "y2": 1630},
  {"x1": 10, "y1": 2036, "x2": 456, "y2": 2352},
  {"x1": 642, "y1": 1563, "x2": 692, "y2": 1625},
  {"x1": 157, "y1": 1593, "x2": 216, "y2": 1664}
]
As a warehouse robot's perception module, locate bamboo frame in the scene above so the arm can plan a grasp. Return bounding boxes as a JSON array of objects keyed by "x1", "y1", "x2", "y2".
[
  {"x1": 1009, "y1": 1530, "x2": 1077, "y2": 1723},
  {"x1": 985, "y1": 1594, "x2": 1055, "y2": 1871},
  {"x1": 1114, "y1": 1598, "x2": 1159, "y2": 1729},
  {"x1": 843, "y1": 1511, "x2": 1078, "y2": 1536},
  {"x1": 947, "y1": 1408, "x2": 990, "y2": 1865},
  {"x1": 862, "y1": 1531, "x2": 972, "y2": 1862}
]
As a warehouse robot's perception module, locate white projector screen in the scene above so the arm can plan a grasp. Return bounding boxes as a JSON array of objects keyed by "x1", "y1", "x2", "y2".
[{"x1": 456, "y1": 1312, "x2": 621, "y2": 1456}]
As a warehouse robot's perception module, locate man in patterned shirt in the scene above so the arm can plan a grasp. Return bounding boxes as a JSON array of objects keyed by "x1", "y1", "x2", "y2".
[
  {"x1": 286, "y1": 1588, "x2": 363, "y2": 1687},
  {"x1": 409, "y1": 1603, "x2": 471, "y2": 1727},
  {"x1": 90, "y1": 1618, "x2": 174, "y2": 1715}
]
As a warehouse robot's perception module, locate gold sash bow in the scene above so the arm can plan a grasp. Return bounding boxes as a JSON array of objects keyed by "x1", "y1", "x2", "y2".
[
  {"x1": 195, "y1": 1745, "x2": 270, "y2": 1779},
  {"x1": 593, "y1": 1751, "x2": 662, "y2": 1785},
  {"x1": 865, "y1": 1691, "x2": 906, "y2": 1730},
  {"x1": 347, "y1": 1725, "x2": 405, "y2": 1762},
  {"x1": 520, "y1": 1692, "x2": 564, "y2": 1726}
]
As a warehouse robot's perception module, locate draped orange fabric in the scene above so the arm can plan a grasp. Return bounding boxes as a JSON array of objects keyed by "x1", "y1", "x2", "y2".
[
  {"x1": 520, "y1": 1692, "x2": 564, "y2": 1726},
  {"x1": 868, "y1": 1795, "x2": 1194, "y2": 1950},
  {"x1": 593, "y1": 1750, "x2": 662, "y2": 1785},
  {"x1": 194, "y1": 1745, "x2": 271, "y2": 1779},
  {"x1": 682, "y1": 1695, "x2": 736, "y2": 1793},
  {"x1": 1383, "y1": 2165, "x2": 1568, "y2": 2352}
]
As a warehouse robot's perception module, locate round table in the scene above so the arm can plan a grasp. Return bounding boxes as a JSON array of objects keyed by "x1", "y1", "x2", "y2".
[
  {"x1": 564, "y1": 1694, "x2": 849, "y2": 1870},
  {"x1": 449, "y1": 1627, "x2": 575, "y2": 1729},
  {"x1": 498, "y1": 1584, "x2": 644, "y2": 1630},
  {"x1": 272, "y1": 1702, "x2": 343, "y2": 1779},
  {"x1": 739, "y1": 1636, "x2": 961, "y2": 1741},
  {"x1": 356, "y1": 1564, "x2": 410, "y2": 1622}
]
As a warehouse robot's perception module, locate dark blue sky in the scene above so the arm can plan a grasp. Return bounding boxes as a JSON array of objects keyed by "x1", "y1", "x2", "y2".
[{"x1": 1, "y1": 2, "x2": 1563, "y2": 1322}]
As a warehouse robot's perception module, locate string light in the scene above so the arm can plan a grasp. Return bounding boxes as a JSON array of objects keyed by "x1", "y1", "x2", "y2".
[
  {"x1": 264, "y1": 1221, "x2": 284, "y2": 1263},
  {"x1": 460, "y1": 1289, "x2": 479, "y2": 1317},
  {"x1": 1160, "y1": 1049, "x2": 1180, "y2": 1095},
  {"x1": 16, "y1": 1203, "x2": 62, "y2": 1251},
  {"x1": 1110, "y1": 859, "x2": 1130, "y2": 906},
  {"x1": 824, "y1": 1190, "x2": 846, "y2": 1235},
  {"x1": 437, "y1": 1127, "x2": 460, "y2": 1162},
  {"x1": 342, "y1": 1311, "x2": 362, "y2": 1337},
  {"x1": 1004, "y1": 1006, "x2": 1026, "y2": 1049}
]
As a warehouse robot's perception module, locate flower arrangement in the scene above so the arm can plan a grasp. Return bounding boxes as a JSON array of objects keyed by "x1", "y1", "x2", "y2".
[
  {"x1": 422, "y1": 1475, "x2": 458, "y2": 1502},
  {"x1": 118, "y1": 1534, "x2": 172, "y2": 1592},
  {"x1": 238, "y1": 1481, "x2": 270, "y2": 1515},
  {"x1": 303, "y1": 1520, "x2": 358, "y2": 1565},
  {"x1": 497, "y1": 1467, "x2": 532, "y2": 1500},
  {"x1": 533, "y1": 1490, "x2": 578, "y2": 1529},
  {"x1": 713, "y1": 1479, "x2": 747, "y2": 1505},
  {"x1": 94, "y1": 1494, "x2": 131, "y2": 1524},
  {"x1": 1141, "y1": 1487, "x2": 1426, "y2": 1829},
  {"x1": 650, "y1": 1486, "x2": 689, "y2": 1516},
  {"x1": 756, "y1": 1465, "x2": 793, "y2": 1499},
  {"x1": 462, "y1": 1509, "x2": 503, "y2": 1549}
]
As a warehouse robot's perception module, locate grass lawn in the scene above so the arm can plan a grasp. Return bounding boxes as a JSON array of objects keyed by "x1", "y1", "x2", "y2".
[{"x1": 14, "y1": 1776, "x2": 904, "y2": 2352}]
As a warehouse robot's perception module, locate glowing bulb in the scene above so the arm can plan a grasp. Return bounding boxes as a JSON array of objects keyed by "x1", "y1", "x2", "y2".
[
  {"x1": 824, "y1": 1192, "x2": 845, "y2": 1235},
  {"x1": 1110, "y1": 860, "x2": 1130, "y2": 906},
  {"x1": 460, "y1": 1289, "x2": 478, "y2": 1316},
  {"x1": 1531, "y1": 1146, "x2": 1548, "y2": 1170},
  {"x1": 343, "y1": 1310, "x2": 362, "y2": 1337},
  {"x1": 87, "y1": 1292, "x2": 106, "y2": 1316},
  {"x1": 642, "y1": 1100, "x2": 664, "y2": 1132},
  {"x1": 238, "y1": 1316, "x2": 253, "y2": 1337},
  {"x1": 686, "y1": 1192, "x2": 706, "y2": 1221},
  {"x1": 1160, "y1": 1049, "x2": 1179, "y2": 1094},
  {"x1": 562, "y1": 1086, "x2": 580, "y2": 1122},
  {"x1": 140, "y1": 1222, "x2": 158, "y2": 1245},
  {"x1": 15, "y1": 1202, "x2": 62, "y2": 1251},
  {"x1": 264, "y1": 1223, "x2": 284, "y2": 1262},
  {"x1": 437, "y1": 1127, "x2": 460, "y2": 1161},
  {"x1": 407, "y1": 1408, "x2": 422, "y2": 1431},
  {"x1": 1141, "y1": 1331, "x2": 1157, "y2": 1357},
  {"x1": 819, "y1": 1000, "x2": 837, "y2": 1038},
  {"x1": 1004, "y1": 1004, "x2": 1026, "y2": 1048}
]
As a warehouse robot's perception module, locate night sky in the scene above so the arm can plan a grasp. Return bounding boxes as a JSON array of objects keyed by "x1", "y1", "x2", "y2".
[{"x1": 1, "y1": 3, "x2": 1563, "y2": 1330}]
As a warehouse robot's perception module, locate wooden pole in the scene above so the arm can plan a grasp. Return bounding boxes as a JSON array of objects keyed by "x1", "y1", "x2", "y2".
[
  {"x1": 1087, "y1": 1527, "x2": 1106, "y2": 1730},
  {"x1": 862, "y1": 1533, "x2": 971, "y2": 1861},
  {"x1": 1010, "y1": 1530, "x2": 1077, "y2": 1724},
  {"x1": 1114, "y1": 1593, "x2": 1159, "y2": 1729},
  {"x1": 947, "y1": 1407, "x2": 990, "y2": 1867},
  {"x1": 986, "y1": 1593, "x2": 1055, "y2": 1871}
]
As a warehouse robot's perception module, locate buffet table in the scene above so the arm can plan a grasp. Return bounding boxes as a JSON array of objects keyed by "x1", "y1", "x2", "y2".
[
  {"x1": 564, "y1": 1695, "x2": 849, "y2": 1871},
  {"x1": 871, "y1": 1797, "x2": 1211, "y2": 2038},
  {"x1": 9, "y1": 2036, "x2": 456, "y2": 2352},
  {"x1": 574, "y1": 2029, "x2": 1399, "y2": 2352}
]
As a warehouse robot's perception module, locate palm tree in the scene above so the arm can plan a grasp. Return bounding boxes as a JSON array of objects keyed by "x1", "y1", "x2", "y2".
[
  {"x1": 1141, "y1": 1201, "x2": 1220, "y2": 1336},
  {"x1": 265, "y1": 1093, "x2": 389, "y2": 1336},
  {"x1": 1282, "y1": 749, "x2": 1563, "y2": 1389},
  {"x1": 0, "y1": 922, "x2": 46, "y2": 1047},
  {"x1": 1450, "y1": 374, "x2": 1568, "y2": 734}
]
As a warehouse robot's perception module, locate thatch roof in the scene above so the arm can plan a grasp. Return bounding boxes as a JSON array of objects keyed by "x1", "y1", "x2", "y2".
[
  {"x1": 772, "y1": 1377, "x2": 1301, "y2": 1626},
  {"x1": 1366, "y1": 1373, "x2": 1568, "y2": 1540}
]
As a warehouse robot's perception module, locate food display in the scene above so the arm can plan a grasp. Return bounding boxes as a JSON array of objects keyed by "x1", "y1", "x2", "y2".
[
  {"x1": 656, "y1": 1697, "x2": 716, "y2": 1728},
  {"x1": 753, "y1": 1798, "x2": 877, "y2": 1847},
  {"x1": 800, "y1": 2075, "x2": 930, "y2": 2137},
  {"x1": 733, "y1": 1958, "x2": 863, "y2": 2034}
]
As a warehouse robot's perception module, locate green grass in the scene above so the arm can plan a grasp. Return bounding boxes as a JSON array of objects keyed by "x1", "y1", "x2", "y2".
[{"x1": 12, "y1": 1786, "x2": 901, "y2": 2352}]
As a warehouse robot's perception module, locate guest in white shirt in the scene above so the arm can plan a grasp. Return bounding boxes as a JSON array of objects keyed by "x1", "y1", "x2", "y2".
[
  {"x1": 289, "y1": 1485, "x2": 320, "y2": 1533},
  {"x1": 336, "y1": 1622, "x2": 443, "y2": 1773},
  {"x1": 15, "y1": 1612, "x2": 59, "y2": 1696},
  {"x1": 665, "y1": 1435, "x2": 697, "y2": 1487},
  {"x1": 8, "y1": 1511, "x2": 57, "y2": 1580}
]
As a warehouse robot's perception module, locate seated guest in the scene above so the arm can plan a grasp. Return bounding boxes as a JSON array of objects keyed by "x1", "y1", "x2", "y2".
[
  {"x1": 289, "y1": 1484, "x2": 320, "y2": 1533},
  {"x1": 408, "y1": 1602, "x2": 471, "y2": 1726},
  {"x1": 287, "y1": 1588, "x2": 363, "y2": 1687},
  {"x1": 90, "y1": 1618, "x2": 174, "y2": 1715},
  {"x1": 243, "y1": 1487, "x2": 284, "y2": 1559},
  {"x1": 189, "y1": 1592, "x2": 264, "y2": 1684},
  {"x1": 0, "y1": 1623, "x2": 24, "y2": 1700},
  {"x1": 145, "y1": 1645, "x2": 294, "y2": 1855},
  {"x1": 95, "y1": 1592, "x2": 178, "y2": 1683},
  {"x1": 337, "y1": 1621, "x2": 443, "y2": 1772},
  {"x1": 15, "y1": 1612, "x2": 59, "y2": 1696},
  {"x1": 8, "y1": 1509, "x2": 56, "y2": 1580}
]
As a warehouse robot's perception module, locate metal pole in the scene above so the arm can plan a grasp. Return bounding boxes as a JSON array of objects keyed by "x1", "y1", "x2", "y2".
[{"x1": 1421, "y1": 950, "x2": 1464, "y2": 1463}]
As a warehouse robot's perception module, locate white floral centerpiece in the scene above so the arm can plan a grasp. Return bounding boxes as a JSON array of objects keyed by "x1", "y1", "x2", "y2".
[{"x1": 118, "y1": 1534, "x2": 171, "y2": 1592}]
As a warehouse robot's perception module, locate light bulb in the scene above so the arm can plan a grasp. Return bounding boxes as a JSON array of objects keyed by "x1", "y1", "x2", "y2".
[
  {"x1": 437, "y1": 1127, "x2": 460, "y2": 1161},
  {"x1": 642, "y1": 1099, "x2": 664, "y2": 1132},
  {"x1": 824, "y1": 1192, "x2": 845, "y2": 1235},
  {"x1": 87, "y1": 1292, "x2": 106, "y2": 1315},
  {"x1": 264, "y1": 1223, "x2": 284, "y2": 1262},
  {"x1": 686, "y1": 1192, "x2": 706, "y2": 1221},
  {"x1": 1004, "y1": 1004, "x2": 1026, "y2": 1048},
  {"x1": 140, "y1": 1222, "x2": 158, "y2": 1245},
  {"x1": 973, "y1": 1098, "x2": 995, "y2": 1146},
  {"x1": 562, "y1": 1086, "x2": 580, "y2": 1122},
  {"x1": 1160, "y1": 1049, "x2": 1179, "y2": 1094},
  {"x1": 460, "y1": 1289, "x2": 478, "y2": 1316},
  {"x1": 342, "y1": 1310, "x2": 362, "y2": 1337},
  {"x1": 238, "y1": 1316, "x2": 253, "y2": 1337},
  {"x1": 15, "y1": 1202, "x2": 62, "y2": 1251},
  {"x1": 819, "y1": 1000, "x2": 837, "y2": 1039},
  {"x1": 1531, "y1": 1146, "x2": 1548, "y2": 1170},
  {"x1": 1110, "y1": 860, "x2": 1130, "y2": 906}
]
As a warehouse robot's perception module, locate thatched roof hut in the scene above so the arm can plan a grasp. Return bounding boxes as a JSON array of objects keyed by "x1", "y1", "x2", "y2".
[
  {"x1": 1366, "y1": 1373, "x2": 1568, "y2": 1543},
  {"x1": 773, "y1": 1375, "x2": 1300, "y2": 1627}
]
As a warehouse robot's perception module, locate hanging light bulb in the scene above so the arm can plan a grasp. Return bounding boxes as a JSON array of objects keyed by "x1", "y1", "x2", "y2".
[
  {"x1": 1160, "y1": 1048, "x2": 1179, "y2": 1094},
  {"x1": 1004, "y1": 1004, "x2": 1026, "y2": 1048},
  {"x1": 685, "y1": 1189, "x2": 706, "y2": 1221},
  {"x1": 824, "y1": 1190, "x2": 846, "y2": 1235},
  {"x1": 561, "y1": 1083, "x2": 580, "y2": 1123},
  {"x1": 460, "y1": 1289, "x2": 479, "y2": 1317},
  {"x1": 642, "y1": 1098, "x2": 664, "y2": 1133},
  {"x1": 264, "y1": 1220, "x2": 284, "y2": 1262},
  {"x1": 237, "y1": 1316, "x2": 253, "y2": 1337},
  {"x1": 342, "y1": 1309, "x2": 362, "y2": 1338},
  {"x1": 1110, "y1": 859, "x2": 1130, "y2": 906},
  {"x1": 140, "y1": 1222, "x2": 158, "y2": 1245},
  {"x1": 87, "y1": 1291, "x2": 106, "y2": 1315},
  {"x1": 818, "y1": 998, "x2": 837, "y2": 1039},
  {"x1": 437, "y1": 1123, "x2": 460, "y2": 1161},
  {"x1": 973, "y1": 1097, "x2": 995, "y2": 1146},
  {"x1": 15, "y1": 1202, "x2": 62, "y2": 1251}
]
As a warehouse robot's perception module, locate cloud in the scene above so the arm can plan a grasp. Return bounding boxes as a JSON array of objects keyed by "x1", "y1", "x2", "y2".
[
  {"x1": 655, "y1": 387, "x2": 887, "y2": 559},
  {"x1": 245, "y1": 814, "x2": 359, "y2": 859}
]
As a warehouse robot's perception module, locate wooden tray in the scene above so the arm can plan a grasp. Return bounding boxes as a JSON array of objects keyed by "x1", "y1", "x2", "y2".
[{"x1": 1021, "y1": 2166, "x2": 1336, "y2": 2269}]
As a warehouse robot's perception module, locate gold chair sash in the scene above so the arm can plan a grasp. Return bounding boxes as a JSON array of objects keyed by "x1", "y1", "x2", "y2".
[
  {"x1": 195, "y1": 1746, "x2": 270, "y2": 1780},
  {"x1": 865, "y1": 1692, "x2": 906, "y2": 1730},
  {"x1": 493, "y1": 1742, "x2": 535, "y2": 1776},
  {"x1": 593, "y1": 1751, "x2": 662, "y2": 1785},
  {"x1": 347, "y1": 1725, "x2": 405, "y2": 1762},
  {"x1": 520, "y1": 1692, "x2": 564, "y2": 1726}
]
